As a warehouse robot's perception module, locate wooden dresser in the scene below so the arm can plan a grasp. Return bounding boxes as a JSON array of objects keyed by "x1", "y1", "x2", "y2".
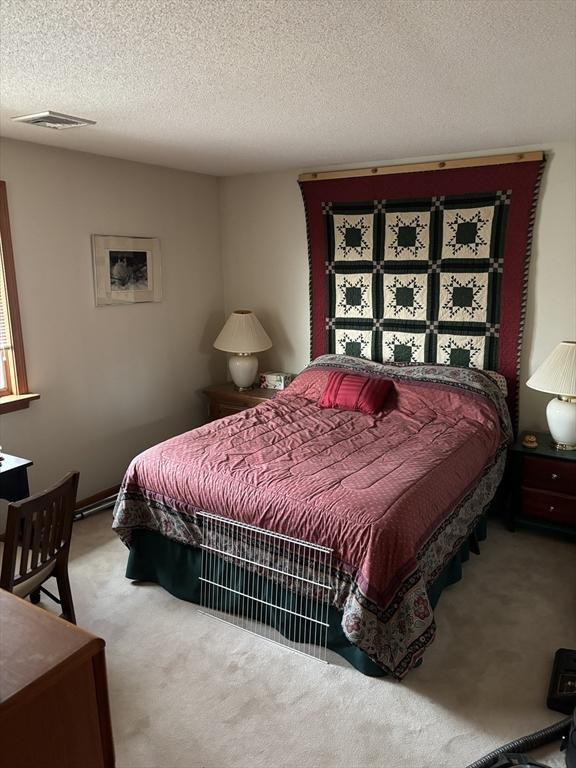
[
  {"x1": 0, "y1": 590, "x2": 115, "y2": 768},
  {"x1": 506, "y1": 431, "x2": 576, "y2": 535},
  {"x1": 203, "y1": 382, "x2": 276, "y2": 421}
]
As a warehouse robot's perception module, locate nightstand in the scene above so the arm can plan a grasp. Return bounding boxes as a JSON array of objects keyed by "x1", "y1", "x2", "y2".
[
  {"x1": 506, "y1": 431, "x2": 576, "y2": 535},
  {"x1": 0, "y1": 453, "x2": 33, "y2": 501},
  {"x1": 203, "y1": 382, "x2": 276, "y2": 421}
]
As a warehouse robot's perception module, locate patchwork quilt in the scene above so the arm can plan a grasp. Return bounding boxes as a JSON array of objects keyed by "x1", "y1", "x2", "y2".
[
  {"x1": 324, "y1": 192, "x2": 509, "y2": 371},
  {"x1": 113, "y1": 356, "x2": 511, "y2": 679}
]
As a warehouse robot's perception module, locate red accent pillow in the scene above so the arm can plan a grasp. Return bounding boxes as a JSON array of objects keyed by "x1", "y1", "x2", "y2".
[{"x1": 318, "y1": 372, "x2": 393, "y2": 414}]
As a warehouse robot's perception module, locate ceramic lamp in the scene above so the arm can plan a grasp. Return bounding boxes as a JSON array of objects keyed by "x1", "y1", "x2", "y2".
[
  {"x1": 213, "y1": 310, "x2": 272, "y2": 390},
  {"x1": 526, "y1": 341, "x2": 576, "y2": 450}
]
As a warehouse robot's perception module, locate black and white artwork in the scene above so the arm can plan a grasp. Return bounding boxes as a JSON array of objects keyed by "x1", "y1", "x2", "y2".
[
  {"x1": 92, "y1": 235, "x2": 162, "y2": 306},
  {"x1": 109, "y1": 250, "x2": 149, "y2": 291}
]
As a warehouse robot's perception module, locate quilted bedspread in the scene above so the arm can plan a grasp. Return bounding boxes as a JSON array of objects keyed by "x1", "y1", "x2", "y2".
[{"x1": 113, "y1": 355, "x2": 512, "y2": 678}]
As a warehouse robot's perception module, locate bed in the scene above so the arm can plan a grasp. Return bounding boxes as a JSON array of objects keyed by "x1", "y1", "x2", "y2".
[
  {"x1": 113, "y1": 354, "x2": 511, "y2": 679},
  {"x1": 113, "y1": 156, "x2": 543, "y2": 678}
]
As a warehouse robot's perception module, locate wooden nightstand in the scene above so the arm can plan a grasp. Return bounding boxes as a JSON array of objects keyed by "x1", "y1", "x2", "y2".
[
  {"x1": 0, "y1": 453, "x2": 33, "y2": 501},
  {"x1": 203, "y1": 382, "x2": 276, "y2": 421},
  {"x1": 506, "y1": 430, "x2": 576, "y2": 535}
]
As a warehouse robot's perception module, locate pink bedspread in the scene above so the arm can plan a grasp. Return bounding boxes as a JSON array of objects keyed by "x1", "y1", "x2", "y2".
[{"x1": 114, "y1": 356, "x2": 511, "y2": 677}]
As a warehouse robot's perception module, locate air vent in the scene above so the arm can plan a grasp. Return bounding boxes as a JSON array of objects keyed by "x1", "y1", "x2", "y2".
[{"x1": 11, "y1": 111, "x2": 96, "y2": 130}]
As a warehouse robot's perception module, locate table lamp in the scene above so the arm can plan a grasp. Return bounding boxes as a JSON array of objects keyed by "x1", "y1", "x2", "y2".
[
  {"x1": 526, "y1": 340, "x2": 576, "y2": 450},
  {"x1": 213, "y1": 310, "x2": 272, "y2": 390}
]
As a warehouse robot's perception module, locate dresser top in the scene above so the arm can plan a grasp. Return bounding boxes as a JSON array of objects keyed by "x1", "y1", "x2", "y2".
[
  {"x1": 203, "y1": 382, "x2": 277, "y2": 402},
  {"x1": 0, "y1": 453, "x2": 33, "y2": 474},
  {"x1": 510, "y1": 431, "x2": 576, "y2": 461},
  {"x1": 0, "y1": 590, "x2": 104, "y2": 706}
]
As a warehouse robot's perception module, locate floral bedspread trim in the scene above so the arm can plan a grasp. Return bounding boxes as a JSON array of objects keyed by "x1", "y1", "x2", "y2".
[{"x1": 341, "y1": 447, "x2": 506, "y2": 678}]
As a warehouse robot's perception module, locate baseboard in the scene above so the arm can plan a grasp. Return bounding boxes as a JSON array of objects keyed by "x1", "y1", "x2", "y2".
[{"x1": 75, "y1": 484, "x2": 120, "y2": 514}]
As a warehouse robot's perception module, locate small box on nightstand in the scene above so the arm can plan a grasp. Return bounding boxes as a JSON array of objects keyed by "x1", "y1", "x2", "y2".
[{"x1": 258, "y1": 372, "x2": 295, "y2": 390}]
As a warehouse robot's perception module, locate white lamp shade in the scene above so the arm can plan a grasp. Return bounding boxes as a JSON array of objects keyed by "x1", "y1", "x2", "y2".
[
  {"x1": 213, "y1": 310, "x2": 272, "y2": 354},
  {"x1": 526, "y1": 341, "x2": 576, "y2": 396}
]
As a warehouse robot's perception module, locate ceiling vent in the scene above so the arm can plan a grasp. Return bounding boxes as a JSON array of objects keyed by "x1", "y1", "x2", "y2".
[{"x1": 11, "y1": 111, "x2": 96, "y2": 130}]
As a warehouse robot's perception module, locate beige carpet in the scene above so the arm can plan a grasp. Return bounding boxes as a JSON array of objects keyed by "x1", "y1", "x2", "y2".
[{"x1": 58, "y1": 513, "x2": 575, "y2": 768}]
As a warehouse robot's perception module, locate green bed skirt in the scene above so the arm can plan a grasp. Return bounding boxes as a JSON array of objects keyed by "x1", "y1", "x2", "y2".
[{"x1": 126, "y1": 518, "x2": 487, "y2": 677}]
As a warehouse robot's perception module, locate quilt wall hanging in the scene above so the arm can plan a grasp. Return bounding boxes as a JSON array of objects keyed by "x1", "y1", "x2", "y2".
[{"x1": 299, "y1": 151, "x2": 545, "y2": 424}]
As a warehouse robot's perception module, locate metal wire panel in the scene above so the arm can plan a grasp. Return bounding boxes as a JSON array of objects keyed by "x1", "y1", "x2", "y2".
[{"x1": 198, "y1": 511, "x2": 333, "y2": 664}]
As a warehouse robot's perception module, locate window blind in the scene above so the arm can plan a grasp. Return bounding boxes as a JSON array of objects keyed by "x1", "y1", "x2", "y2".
[{"x1": 0, "y1": 246, "x2": 11, "y2": 350}]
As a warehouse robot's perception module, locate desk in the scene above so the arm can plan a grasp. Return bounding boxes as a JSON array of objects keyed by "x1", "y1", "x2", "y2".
[
  {"x1": 0, "y1": 590, "x2": 115, "y2": 767},
  {"x1": 0, "y1": 453, "x2": 32, "y2": 501}
]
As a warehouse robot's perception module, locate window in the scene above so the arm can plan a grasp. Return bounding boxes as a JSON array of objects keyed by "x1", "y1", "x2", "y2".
[{"x1": 0, "y1": 180, "x2": 39, "y2": 414}]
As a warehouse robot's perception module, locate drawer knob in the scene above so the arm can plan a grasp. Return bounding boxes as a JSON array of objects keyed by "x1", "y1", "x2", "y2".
[
  {"x1": 551, "y1": 473, "x2": 558, "y2": 480},
  {"x1": 549, "y1": 506, "x2": 555, "y2": 512}
]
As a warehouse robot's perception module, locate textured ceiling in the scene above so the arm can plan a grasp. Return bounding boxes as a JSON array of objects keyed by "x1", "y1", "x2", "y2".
[{"x1": 1, "y1": 0, "x2": 575, "y2": 176}]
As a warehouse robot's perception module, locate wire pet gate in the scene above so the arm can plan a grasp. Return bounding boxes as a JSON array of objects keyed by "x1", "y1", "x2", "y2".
[{"x1": 198, "y1": 511, "x2": 333, "y2": 664}]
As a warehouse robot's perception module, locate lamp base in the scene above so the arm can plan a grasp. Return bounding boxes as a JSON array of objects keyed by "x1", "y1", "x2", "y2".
[
  {"x1": 551, "y1": 441, "x2": 576, "y2": 452},
  {"x1": 546, "y1": 396, "x2": 576, "y2": 451},
  {"x1": 228, "y1": 353, "x2": 258, "y2": 391}
]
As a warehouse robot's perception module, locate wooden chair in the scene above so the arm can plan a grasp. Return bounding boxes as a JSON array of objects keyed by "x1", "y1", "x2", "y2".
[{"x1": 0, "y1": 472, "x2": 80, "y2": 623}]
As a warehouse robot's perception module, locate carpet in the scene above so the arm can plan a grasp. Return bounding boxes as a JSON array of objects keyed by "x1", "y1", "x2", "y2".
[{"x1": 60, "y1": 513, "x2": 574, "y2": 768}]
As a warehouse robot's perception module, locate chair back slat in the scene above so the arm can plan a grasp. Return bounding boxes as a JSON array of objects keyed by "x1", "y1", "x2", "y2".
[
  {"x1": 29, "y1": 508, "x2": 44, "y2": 572},
  {"x1": 41, "y1": 503, "x2": 51, "y2": 561},
  {"x1": 55, "y1": 495, "x2": 67, "y2": 551},
  {"x1": 18, "y1": 514, "x2": 33, "y2": 578},
  {"x1": 44, "y1": 499, "x2": 61, "y2": 560},
  {"x1": 0, "y1": 472, "x2": 80, "y2": 591},
  {"x1": 47, "y1": 498, "x2": 59, "y2": 556}
]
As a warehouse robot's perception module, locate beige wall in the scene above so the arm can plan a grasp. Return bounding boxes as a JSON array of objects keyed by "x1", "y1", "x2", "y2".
[
  {"x1": 0, "y1": 139, "x2": 225, "y2": 498},
  {"x1": 220, "y1": 142, "x2": 576, "y2": 432},
  {"x1": 521, "y1": 142, "x2": 576, "y2": 429}
]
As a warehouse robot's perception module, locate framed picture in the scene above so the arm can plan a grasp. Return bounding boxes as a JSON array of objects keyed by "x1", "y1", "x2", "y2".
[{"x1": 91, "y1": 235, "x2": 162, "y2": 306}]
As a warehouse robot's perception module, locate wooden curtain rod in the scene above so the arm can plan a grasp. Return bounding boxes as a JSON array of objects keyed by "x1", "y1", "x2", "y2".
[{"x1": 297, "y1": 151, "x2": 544, "y2": 182}]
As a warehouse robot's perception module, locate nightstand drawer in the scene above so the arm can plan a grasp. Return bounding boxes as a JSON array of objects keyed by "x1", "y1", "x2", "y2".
[
  {"x1": 214, "y1": 404, "x2": 245, "y2": 419},
  {"x1": 204, "y1": 383, "x2": 276, "y2": 422},
  {"x1": 521, "y1": 488, "x2": 576, "y2": 526},
  {"x1": 523, "y1": 456, "x2": 576, "y2": 495}
]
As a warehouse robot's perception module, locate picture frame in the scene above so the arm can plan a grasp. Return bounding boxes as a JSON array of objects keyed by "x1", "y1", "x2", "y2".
[{"x1": 91, "y1": 234, "x2": 162, "y2": 306}]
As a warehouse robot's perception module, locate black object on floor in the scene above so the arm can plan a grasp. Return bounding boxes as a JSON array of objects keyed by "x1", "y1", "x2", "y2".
[
  {"x1": 564, "y1": 708, "x2": 576, "y2": 768},
  {"x1": 465, "y1": 649, "x2": 576, "y2": 768},
  {"x1": 464, "y1": 716, "x2": 572, "y2": 768},
  {"x1": 548, "y1": 649, "x2": 576, "y2": 715}
]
